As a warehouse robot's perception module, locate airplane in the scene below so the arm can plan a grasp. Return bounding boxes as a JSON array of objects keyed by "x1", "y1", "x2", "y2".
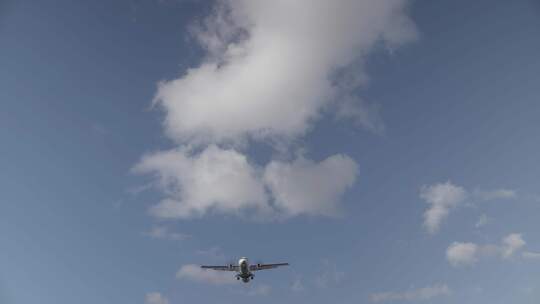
[{"x1": 201, "y1": 257, "x2": 289, "y2": 283}]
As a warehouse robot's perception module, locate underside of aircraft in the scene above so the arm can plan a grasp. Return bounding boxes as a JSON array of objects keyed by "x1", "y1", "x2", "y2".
[{"x1": 201, "y1": 257, "x2": 289, "y2": 283}]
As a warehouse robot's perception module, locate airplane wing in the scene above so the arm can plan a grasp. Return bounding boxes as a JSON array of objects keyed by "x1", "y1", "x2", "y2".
[
  {"x1": 249, "y1": 263, "x2": 289, "y2": 271},
  {"x1": 201, "y1": 265, "x2": 239, "y2": 271}
]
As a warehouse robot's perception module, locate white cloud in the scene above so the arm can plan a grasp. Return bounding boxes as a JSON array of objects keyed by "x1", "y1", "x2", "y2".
[
  {"x1": 522, "y1": 251, "x2": 540, "y2": 259},
  {"x1": 370, "y1": 284, "x2": 451, "y2": 302},
  {"x1": 264, "y1": 154, "x2": 358, "y2": 217},
  {"x1": 420, "y1": 182, "x2": 517, "y2": 234},
  {"x1": 153, "y1": 0, "x2": 418, "y2": 145},
  {"x1": 334, "y1": 96, "x2": 385, "y2": 133},
  {"x1": 473, "y1": 189, "x2": 517, "y2": 201},
  {"x1": 446, "y1": 242, "x2": 479, "y2": 267},
  {"x1": 143, "y1": 226, "x2": 191, "y2": 241},
  {"x1": 501, "y1": 233, "x2": 526, "y2": 258},
  {"x1": 420, "y1": 182, "x2": 467, "y2": 234},
  {"x1": 135, "y1": 145, "x2": 358, "y2": 219},
  {"x1": 447, "y1": 233, "x2": 528, "y2": 267},
  {"x1": 145, "y1": 292, "x2": 169, "y2": 304},
  {"x1": 133, "y1": 145, "x2": 269, "y2": 219},
  {"x1": 176, "y1": 264, "x2": 236, "y2": 285},
  {"x1": 136, "y1": 1, "x2": 418, "y2": 221}
]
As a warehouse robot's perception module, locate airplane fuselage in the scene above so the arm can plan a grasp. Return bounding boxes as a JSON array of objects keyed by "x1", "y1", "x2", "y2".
[{"x1": 236, "y1": 257, "x2": 253, "y2": 283}]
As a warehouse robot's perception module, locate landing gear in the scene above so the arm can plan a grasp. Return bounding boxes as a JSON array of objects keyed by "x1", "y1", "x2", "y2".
[{"x1": 236, "y1": 274, "x2": 253, "y2": 283}]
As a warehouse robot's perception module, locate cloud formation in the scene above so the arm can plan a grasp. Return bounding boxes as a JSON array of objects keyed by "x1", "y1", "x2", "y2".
[
  {"x1": 134, "y1": 145, "x2": 268, "y2": 219},
  {"x1": 370, "y1": 284, "x2": 451, "y2": 302},
  {"x1": 137, "y1": 1, "x2": 418, "y2": 220},
  {"x1": 473, "y1": 189, "x2": 517, "y2": 201},
  {"x1": 446, "y1": 233, "x2": 527, "y2": 267},
  {"x1": 143, "y1": 226, "x2": 191, "y2": 241},
  {"x1": 420, "y1": 182, "x2": 467, "y2": 234},
  {"x1": 501, "y1": 233, "x2": 526, "y2": 258},
  {"x1": 145, "y1": 292, "x2": 169, "y2": 304},
  {"x1": 420, "y1": 182, "x2": 517, "y2": 234},
  {"x1": 135, "y1": 145, "x2": 358, "y2": 219},
  {"x1": 176, "y1": 264, "x2": 236, "y2": 285},
  {"x1": 153, "y1": 0, "x2": 418, "y2": 145},
  {"x1": 446, "y1": 242, "x2": 479, "y2": 266},
  {"x1": 264, "y1": 154, "x2": 358, "y2": 217},
  {"x1": 522, "y1": 251, "x2": 540, "y2": 260}
]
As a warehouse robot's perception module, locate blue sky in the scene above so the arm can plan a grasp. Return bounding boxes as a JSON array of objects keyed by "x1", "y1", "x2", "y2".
[{"x1": 1, "y1": 1, "x2": 540, "y2": 303}]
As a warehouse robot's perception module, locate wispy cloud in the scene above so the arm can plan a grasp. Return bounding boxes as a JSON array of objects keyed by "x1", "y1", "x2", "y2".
[
  {"x1": 473, "y1": 189, "x2": 517, "y2": 201},
  {"x1": 145, "y1": 292, "x2": 169, "y2": 304},
  {"x1": 420, "y1": 182, "x2": 467, "y2": 234},
  {"x1": 501, "y1": 233, "x2": 526, "y2": 258},
  {"x1": 176, "y1": 264, "x2": 235, "y2": 285},
  {"x1": 522, "y1": 251, "x2": 540, "y2": 260},
  {"x1": 446, "y1": 242, "x2": 480, "y2": 266},
  {"x1": 420, "y1": 182, "x2": 517, "y2": 234},
  {"x1": 447, "y1": 233, "x2": 527, "y2": 267},
  {"x1": 370, "y1": 284, "x2": 451, "y2": 302},
  {"x1": 143, "y1": 226, "x2": 191, "y2": 241}
]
